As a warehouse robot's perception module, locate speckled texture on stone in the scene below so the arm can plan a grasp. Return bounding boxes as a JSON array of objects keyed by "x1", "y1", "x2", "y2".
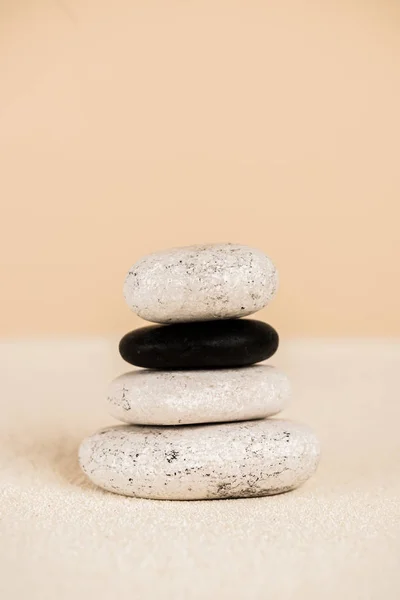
[
  {"x1": 79, "y1": 419, "x2": 320, "y2": 500},
  {"x1": 123, "y1": 243, "x2": 278, "y2": 323},
  {"x1": 106, "y1": 366, "x2": 291, "y2": 425}
]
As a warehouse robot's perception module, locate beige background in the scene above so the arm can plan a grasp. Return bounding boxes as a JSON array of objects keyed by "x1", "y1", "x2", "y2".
[
  {"x1": 1, "y1": 0, "x2": 400, "y2": 336},
  {"x1": 1, "y1": 6, "x2": 400, "y2": 595}
]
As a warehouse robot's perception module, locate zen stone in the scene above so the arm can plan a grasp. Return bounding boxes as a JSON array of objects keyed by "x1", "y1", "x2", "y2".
[
  {"x1": 107, "y1": 365, "x2": 291, "y2": 426},
  {"x1": 119, "y1": 320, "x2": 279, "y2": 369},
  {"x1": 79, "y1": 419, "x2": 320, "y2": 500},
  {"x1": 123, "y1": 243, "x2": 278, "y2": 323}
]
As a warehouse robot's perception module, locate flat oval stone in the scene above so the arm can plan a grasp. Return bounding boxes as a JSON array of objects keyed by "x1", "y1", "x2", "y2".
[
  {"x1": 123, "y1": 243, "x2": 278, "y2": 323},
  {"x1": 107, "y1": 366, "x2": 291, "y2": 426},
  {"x1": 79, "y1": 420, "x2": 320, "y2": 500},
  {"x1": 119, "y1": 320, "x2": 279, "y2": 369}
]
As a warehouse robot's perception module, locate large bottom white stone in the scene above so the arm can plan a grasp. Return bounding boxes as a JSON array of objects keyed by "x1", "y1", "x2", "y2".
[
  {"x1": 79, "y1": 420, "x2": 320, "y2": 500},
  {"x1": 106, "y1": 366, "x2": 291, "y2": 425}
]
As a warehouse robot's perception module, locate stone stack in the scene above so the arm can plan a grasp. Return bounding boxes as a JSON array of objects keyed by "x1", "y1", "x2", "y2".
[{"x1": 79, "y1": 244, "x2": 320, "y2": 500}]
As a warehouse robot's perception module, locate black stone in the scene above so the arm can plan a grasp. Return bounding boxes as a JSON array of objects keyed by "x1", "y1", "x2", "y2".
[{"x1": 119, "y1": 319, "x2": 279, "y2": 370}]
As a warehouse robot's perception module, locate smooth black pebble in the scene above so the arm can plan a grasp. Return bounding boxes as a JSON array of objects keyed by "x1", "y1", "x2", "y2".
[{"x1": 119, "y1": 320, "x2": 279, "y2": 369}]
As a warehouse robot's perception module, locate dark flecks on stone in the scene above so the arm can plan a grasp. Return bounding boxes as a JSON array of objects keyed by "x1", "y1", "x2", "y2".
[
  {"x1": 118, "y1": 319, "x2": 279, "y2": 370},
  {"x1": 165, "y1": 449, "x2": 179, "y2": 463}
]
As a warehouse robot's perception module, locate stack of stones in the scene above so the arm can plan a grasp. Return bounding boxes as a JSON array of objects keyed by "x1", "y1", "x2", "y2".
[{"x1": 79, "y1": 244, "x2": 320, "y2": 500}]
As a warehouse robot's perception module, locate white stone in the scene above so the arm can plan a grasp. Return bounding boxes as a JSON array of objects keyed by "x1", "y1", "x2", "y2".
[
  {"x1": 79, "y1": 419, "x2": 320, "y2": 500},
  {"x1": 107, "y1": 366, "x2": 291, "y2": 426},
  {"x1": 123, "y1": 243, "x2": 278, "y2": 323}
]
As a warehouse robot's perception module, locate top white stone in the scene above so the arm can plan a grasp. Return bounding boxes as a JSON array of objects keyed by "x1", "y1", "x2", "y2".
[{"x1": 123, "y1": 243, "x2": 278, "y2": 323}]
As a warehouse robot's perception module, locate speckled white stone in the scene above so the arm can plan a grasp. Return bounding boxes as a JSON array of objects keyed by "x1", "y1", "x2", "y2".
[
  {"x1": 79, "y1": 420, "x2": 320, "y2": 500},
  {"x1": 123, "y1": 243, "x2": 278, "y2": 323},
  {"x1": 107, "y1": 366, "x2": 291, "y2": 426}
]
